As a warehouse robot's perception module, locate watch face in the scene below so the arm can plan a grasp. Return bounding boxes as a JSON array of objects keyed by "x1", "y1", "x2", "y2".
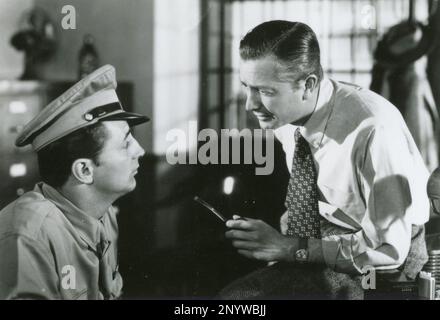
[{"x1": 295, "y1": 249, "x2": 308, "y2": 262}]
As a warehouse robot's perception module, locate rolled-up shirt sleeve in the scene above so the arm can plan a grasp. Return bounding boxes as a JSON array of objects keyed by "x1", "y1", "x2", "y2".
[
  {"x1": 0, "y1": 234, "x2": 60, "y2": 299},
  {"x1": 309, "y1": 123, "x2": 430, "y2": 274}
]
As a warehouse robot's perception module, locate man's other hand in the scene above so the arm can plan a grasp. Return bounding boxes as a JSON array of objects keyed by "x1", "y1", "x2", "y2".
[{"x1": 225, "y1": 215, "x2": 298, "y2": 262}]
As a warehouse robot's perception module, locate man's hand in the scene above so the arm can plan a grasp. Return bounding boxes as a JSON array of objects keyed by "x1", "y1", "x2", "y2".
[{"x1": 225, "y1": 215, "x2": 298, "y2": 262}]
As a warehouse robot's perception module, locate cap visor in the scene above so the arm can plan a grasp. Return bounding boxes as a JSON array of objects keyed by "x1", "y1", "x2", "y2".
[{"x1": 102, "y1": 111, "x2": 150, "y2": 126}]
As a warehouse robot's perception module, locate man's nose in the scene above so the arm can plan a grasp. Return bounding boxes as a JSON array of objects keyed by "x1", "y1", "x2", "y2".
[
  {"x1": 132, "y1": 139, "x2": 145, "y2": 159},
  {"x1": 245, "y1": 90, "x2": 261, "y2": 112}
]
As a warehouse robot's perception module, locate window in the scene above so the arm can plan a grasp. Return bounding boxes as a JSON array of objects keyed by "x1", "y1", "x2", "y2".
[{"x1": 201, "y1": 0, "x2": 430, "y2": 130}]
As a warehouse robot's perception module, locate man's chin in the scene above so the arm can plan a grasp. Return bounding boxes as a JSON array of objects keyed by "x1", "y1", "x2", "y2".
[
  {"x1": 123, "y1": 180, "x2": 137, "y2": 194},
  {"x1": 258, "y1": 119, "x2": 281, "y2": 130}
]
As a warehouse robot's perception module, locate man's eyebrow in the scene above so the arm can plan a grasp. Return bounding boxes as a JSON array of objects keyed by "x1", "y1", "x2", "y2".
[
  {"x1": 240, "y1": 80, "x2": 275, "y2": 90},
  {"x1": 258, "y1": 86, "x2": 276, "y2": 90}
]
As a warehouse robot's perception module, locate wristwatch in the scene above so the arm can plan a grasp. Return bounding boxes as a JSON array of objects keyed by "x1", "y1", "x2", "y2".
[{"x1": 295, "y1": 238, "x2": 309, "y2": 263}]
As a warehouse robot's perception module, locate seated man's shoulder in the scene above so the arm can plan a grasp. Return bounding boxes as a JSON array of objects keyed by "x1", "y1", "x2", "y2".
[
  {"x1": 0, "y1": 191, "x2": 61, "y2": 242},
  {"x1": 333, "y1": 80, "x2": 404, "y2": 128}
]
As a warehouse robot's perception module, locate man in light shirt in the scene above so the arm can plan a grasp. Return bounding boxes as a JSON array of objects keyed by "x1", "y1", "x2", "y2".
[{"x1": 222, "y1": 20, "x2": 430, "y2": 299}]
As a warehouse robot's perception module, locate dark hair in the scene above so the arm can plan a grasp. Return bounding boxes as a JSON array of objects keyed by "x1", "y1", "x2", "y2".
[
  {"x1": 240, "y1": 20, "x2": 323, "y2": 84},
  {"x1": 37, "y1": 122, "x2": 108, "y2": 188}
]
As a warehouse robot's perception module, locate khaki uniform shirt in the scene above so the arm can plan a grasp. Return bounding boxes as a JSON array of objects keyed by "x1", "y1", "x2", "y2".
[{"x1": 0, "y1": 182, "x2": 123, "y2": 299}]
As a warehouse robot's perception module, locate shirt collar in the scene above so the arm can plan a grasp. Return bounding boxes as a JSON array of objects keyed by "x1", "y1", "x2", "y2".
[
  {"x1": 300, "y1": 76, "x2": 335, "y2": 148},
  {"x1": 35, "y1": 182, "x2": 105, "y2": 248}
]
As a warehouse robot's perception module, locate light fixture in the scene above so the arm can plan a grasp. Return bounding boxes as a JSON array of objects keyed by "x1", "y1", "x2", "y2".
[
  {"x1": 9, "y1": 163, "x2": 27, "y2": 177},
  {"x1": 223, "y1": 176, "x2": 235, "y2": 195},
  {"x1": 9, "y1": 101, "x2": 27, "y2": 114}
]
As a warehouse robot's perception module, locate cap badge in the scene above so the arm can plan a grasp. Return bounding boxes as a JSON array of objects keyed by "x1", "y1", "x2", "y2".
[{"x1": 84, "y1": 113, "x2": 94, "y2": 121}]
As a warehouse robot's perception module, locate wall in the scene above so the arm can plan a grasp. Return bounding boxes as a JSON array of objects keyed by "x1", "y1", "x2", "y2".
[{"x1": 34, "y1": 0, "x2": 154, "y2": 151}]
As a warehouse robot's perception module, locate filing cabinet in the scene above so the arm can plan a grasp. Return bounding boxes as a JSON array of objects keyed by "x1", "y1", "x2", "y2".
[{"x1": 0, "y1": 81, "x2": 47, "y2": 208}]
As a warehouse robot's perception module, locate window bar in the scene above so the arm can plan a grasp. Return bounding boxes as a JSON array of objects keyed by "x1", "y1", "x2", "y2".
[
  {"x1": 269, "y1": 0, "x2": 275, "y2": 19},
  {"x1": 306, "y1": 0, "x2": 311, "y2": 22},
  {"x1": 376, "y1": 0, "x2": 381, "y2": 34},
  {"x1": 240, "y1": 0, "x2": 245, "y2": 38},
  {"x1": 220, "y1": 0, "x2": 226, "y2": 130},
  {"x1": 350, "y1": 0, "x2": 356, "y2": 83},
  {"x1": 283, "y1": 0, "x2": 288, "y2": 20},
  {"x1": 199, "y1": 0, "x2": 210, "y2": 130},
  {"x1": 239, "y1": 0, "x2": 246, "y2": 129},
  {"x1": 266, "y1": 0, "x2": 271, "y2": 21},
  {"x1": 320, "y1": 0, "x2": 329, "y2": 74},
  {"x1": 396, "y1": 0, "x2": 403, "y2": 20},
  {"x1": 231, "y1": 0, "x2": 241, "y2": 129},
  {"x1": 409, "y1": 0, "x2": 415, "y2": 23},
  {"x1": 398, "y1": 0, "x2": 404, "y2": 21},
  {"x1": 328, "y1": 0, "x2": 333, "y2": 78},
  {"x1": 367, "y1": 0, "x2": 376, "y2": 54},
  {"x1": 317, "y1": 0, "x2": 323, "y2": 40}
]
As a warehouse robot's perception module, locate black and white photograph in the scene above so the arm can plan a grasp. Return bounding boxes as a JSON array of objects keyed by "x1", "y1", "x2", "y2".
[{"x1": 0, "y1": 0, "x2": 440, "y2": 304}]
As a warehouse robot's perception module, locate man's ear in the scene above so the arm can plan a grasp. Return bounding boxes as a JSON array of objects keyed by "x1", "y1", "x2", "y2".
[
  {"x1": 71, "y1": 159, "x2": 94, "y2": 184},
  {"x1": 302, "y1": 75, "x2": 318, "y2": 100}
]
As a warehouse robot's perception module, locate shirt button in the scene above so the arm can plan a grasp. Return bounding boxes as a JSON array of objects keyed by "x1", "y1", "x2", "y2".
[{"x1": 313, "y1": 142, "x2": 320, "y2": 148}]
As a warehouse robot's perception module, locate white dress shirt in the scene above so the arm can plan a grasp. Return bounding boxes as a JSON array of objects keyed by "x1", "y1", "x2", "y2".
[{"x1": 274, "y1": 77, "x2": 430, "y2": 274}]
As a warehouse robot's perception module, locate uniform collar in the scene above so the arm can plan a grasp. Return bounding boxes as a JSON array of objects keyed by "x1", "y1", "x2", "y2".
[
  {"x1": 36, "y1": 182, "x2": 107, "y2": 249},
  {"x1": 299, "y1": 76, "x2": 335, "y2": 149}
]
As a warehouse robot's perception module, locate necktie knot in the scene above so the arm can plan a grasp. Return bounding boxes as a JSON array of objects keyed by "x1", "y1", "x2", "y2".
[
  {"x1": 294, "y1": 128, "x2": 302, "y2": 143},
  {"x1": 293, "y1": 128, "x2": 309, "y2": 161}
]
